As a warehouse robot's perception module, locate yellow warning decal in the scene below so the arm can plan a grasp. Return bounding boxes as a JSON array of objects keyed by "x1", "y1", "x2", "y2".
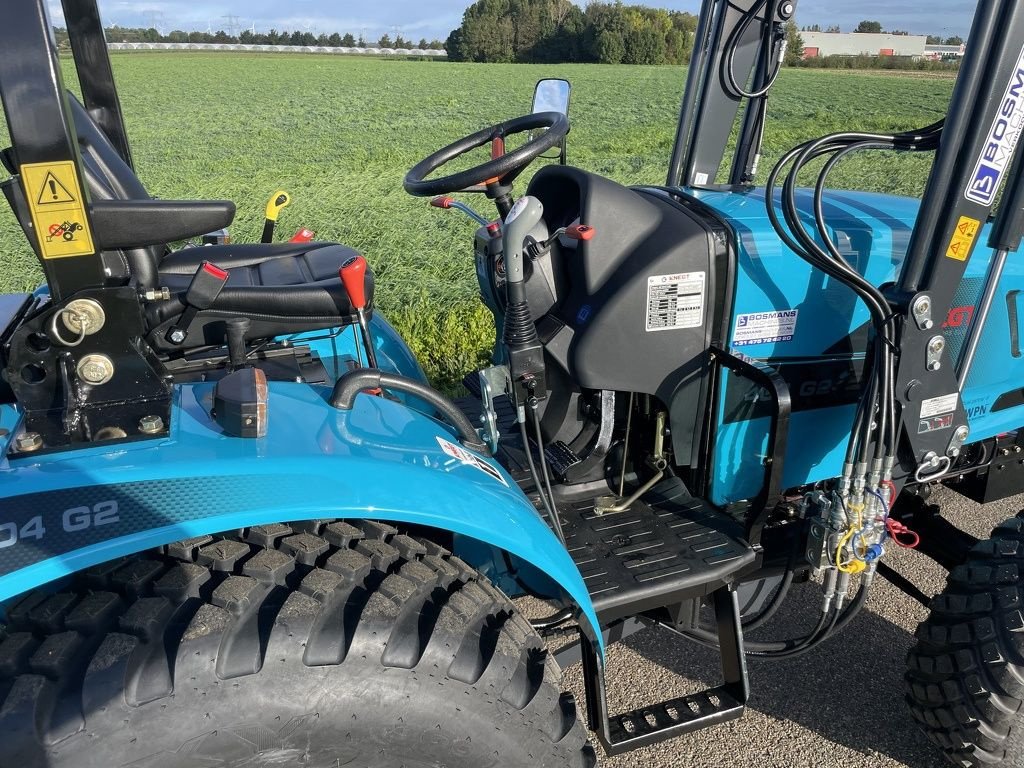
[
  {"x1": 946, "y1": 215, "x2": 980, "y2": 262},
  {"x1": 20, "y1": 161, "x2": 95, "y2": 260}
]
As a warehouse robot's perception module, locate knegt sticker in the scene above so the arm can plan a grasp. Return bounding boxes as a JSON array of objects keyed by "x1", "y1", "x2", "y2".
[{"x1": 436, "y1": 436, "x2": 509, "y2": 487}]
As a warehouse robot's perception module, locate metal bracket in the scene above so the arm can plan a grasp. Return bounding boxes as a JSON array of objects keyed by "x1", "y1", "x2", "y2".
[
  {"x1": 926, "y1": 335, "x2": 946, "y2": 372},
  {"x1": 946, "y1": 425, "x2": 970, "y2": 458},
  {"x1": 478, "y1": 365, "x2": 509, "y2": 453},
  {"x1": 911, "y1": 294, "x2": 934, "y2": 330}
]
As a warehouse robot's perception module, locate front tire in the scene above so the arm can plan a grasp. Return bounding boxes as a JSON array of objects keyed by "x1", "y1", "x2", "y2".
[
  {"x1": 906, "y1": 514, "x2": 1024, "y2": 767},
  {"x1": 0, "y1": 520, "x2": 594, "y2": 768}
]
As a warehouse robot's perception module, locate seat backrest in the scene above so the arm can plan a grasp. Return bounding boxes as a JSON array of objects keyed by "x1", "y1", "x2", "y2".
[
  {"x1": 67, "y1": 94, "x2": 163, "y2": 288},
  {"x1": 0, "y1": 95, "x2": 165, "y2": 289}
]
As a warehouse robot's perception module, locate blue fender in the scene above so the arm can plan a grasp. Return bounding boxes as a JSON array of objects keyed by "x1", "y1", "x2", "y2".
[{"x1": 0, "y1": 382, "x2": 602, "y2": 647}]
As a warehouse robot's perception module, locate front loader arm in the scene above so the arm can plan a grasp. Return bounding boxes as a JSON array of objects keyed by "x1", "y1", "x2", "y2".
[{"x1": 891, "y1": 0, "x2": 1024, "y2": 480}]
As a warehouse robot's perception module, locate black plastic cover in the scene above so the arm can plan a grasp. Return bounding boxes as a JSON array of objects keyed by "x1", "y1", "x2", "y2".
[
  {"x1": 214, "y1": 368, "x2": 268, "y2": 438},
  {"x1": 524, "y1": 166, "x2": 733, "y2": 465}
]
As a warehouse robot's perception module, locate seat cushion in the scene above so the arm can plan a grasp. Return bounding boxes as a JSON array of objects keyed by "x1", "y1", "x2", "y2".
[{"x1": 149, "y1": 241, "x2": 374, "y2": 351}]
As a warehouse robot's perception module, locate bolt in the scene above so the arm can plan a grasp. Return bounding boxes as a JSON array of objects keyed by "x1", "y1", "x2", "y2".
[
  {"x1": 912, "y1": 296, "x2": 933, "y2": 329},
  {"x1": 928, "y1": 336, "x2": 946, "y2": 354},
  {"x1": 954, "y1": 426, "x2": 969, "y2": 442},
  {"x1": 15, "y1": 432, "x2": 43, "y2": 452},
  {"x1": 138, "y1": 415, "x2": 164, "y2": 435},
  {"x1": 168, "y1": 328, "x2": 187, "y2": 344},
  {"x1": 927, "y1": 361, "x2": 941, "y2": 371},
  {"x1": 77, "y1": 354, "x2": 114, "y2": 385}
]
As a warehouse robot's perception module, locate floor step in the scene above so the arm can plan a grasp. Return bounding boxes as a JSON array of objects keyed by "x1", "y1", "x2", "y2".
[
  {"x1": 607, "y1": 685, "x2": 743, "y2": 750},
  {"x1": 561, "y1": 491, "x2": 755, "y2": 623},
  {"x1": 581, "y1": 586, "x2": 749, "y2": 755}
]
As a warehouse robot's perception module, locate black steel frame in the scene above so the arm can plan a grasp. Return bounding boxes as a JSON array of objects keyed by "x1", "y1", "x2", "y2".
[
  {"x1": 0, "y1": 0, "x2": 111, "y2": 300},
  {"x1": 0, "y1": 0, "x2": 172, "y2": 449}
]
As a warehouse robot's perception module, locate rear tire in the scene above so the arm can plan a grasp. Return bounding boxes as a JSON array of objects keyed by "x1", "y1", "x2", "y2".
[
  {"x1": 906, "y1": 513, "x2": 1024, "y2": 767},
  {"x1": 0, "y1": 520, "x2": 594, "y2": 768}
]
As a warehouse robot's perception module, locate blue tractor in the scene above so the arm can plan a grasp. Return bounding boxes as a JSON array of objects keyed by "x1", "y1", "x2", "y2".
[{"x1": 2, "y1": 0, "x2": 1024, "y2": 765}]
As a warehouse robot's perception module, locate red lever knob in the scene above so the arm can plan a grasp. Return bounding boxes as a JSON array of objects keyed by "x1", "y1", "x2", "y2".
[
  {"x1": 431, "y1": 196, "x2": 454, "y2": 209},
  {"x1": 340, "y1": 255, "x2": 368, "y2": 311},
  {"x1": 565, "y1": 224, "x2": 595, "y2": 241}
]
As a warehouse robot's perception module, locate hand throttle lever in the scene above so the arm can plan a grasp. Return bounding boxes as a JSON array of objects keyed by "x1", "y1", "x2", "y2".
[{"x1": 339, "y1": 255, "x2": 380, "y2": 370}]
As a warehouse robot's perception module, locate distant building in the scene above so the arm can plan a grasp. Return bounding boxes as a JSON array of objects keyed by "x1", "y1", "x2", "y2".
[
  {"x1": 801, "y1": 32, "x2": 927, "y2": 59},
  {"x1": 924, "y1": 43, "x2": 966, "y2": 61}
]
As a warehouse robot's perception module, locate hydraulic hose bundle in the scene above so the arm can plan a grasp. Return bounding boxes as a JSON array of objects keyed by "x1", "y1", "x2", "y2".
[{"x1": 743, "y1": 121, "x2": 944, "y2": 654}]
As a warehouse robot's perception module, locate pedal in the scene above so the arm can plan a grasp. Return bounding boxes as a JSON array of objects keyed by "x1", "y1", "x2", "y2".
[
  {"x1": 581, "y1": 586, "x2": 748, "y2": 755},
  {"x1": 543, "y1": 440, "x2": 582, "y2": 478}
]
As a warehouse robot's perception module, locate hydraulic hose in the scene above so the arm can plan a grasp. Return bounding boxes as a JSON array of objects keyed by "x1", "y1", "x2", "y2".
[
  {"x1": 330, "y1": 369, "x2": 488, "y2": 454},
  {"x1": 518, "y1": 416, "x2": 565, "y2": 546},
  {"x1": 678, "y1": 584, "x2": 869, "y2": 661}
]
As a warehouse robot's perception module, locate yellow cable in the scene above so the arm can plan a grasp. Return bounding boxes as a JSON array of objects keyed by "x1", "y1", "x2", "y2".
[{"x1": 836, "y1": 502, "x2": 865, "y2": 574}]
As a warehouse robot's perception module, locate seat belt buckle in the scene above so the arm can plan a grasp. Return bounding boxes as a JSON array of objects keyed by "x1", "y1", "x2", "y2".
[{"x1": 165, "y1": 261, "x2": 229, "y2": 345}]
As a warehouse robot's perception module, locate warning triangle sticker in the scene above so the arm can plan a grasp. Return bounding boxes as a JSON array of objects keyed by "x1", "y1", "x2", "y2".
[
  {"x1": 36, "y1": 171, "x2": 77, "y2": 205},
  {"x1": 958, "y1": 221, "x2": 970, "y2": 235},
  {"x1": 950, "y1": 242, "x2": 962, "y2": 255}
]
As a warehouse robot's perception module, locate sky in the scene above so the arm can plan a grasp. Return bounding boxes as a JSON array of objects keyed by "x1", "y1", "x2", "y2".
[{"x1": 47, "y1": 1, "x2": 978, "y2": 42}]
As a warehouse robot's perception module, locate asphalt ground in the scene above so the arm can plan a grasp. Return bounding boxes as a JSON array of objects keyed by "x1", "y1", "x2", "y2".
[{"x1": 549, "y1": 486, "x2": 1024, "y2": 768}]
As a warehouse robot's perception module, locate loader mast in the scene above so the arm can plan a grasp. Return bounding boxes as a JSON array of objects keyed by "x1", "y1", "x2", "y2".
[
  {"x1": 892, "y1": 0, "x2": 1024, "y2": 476},
  {"x1": 668, "y1": 0, "x2": 796, "y2": 188}
]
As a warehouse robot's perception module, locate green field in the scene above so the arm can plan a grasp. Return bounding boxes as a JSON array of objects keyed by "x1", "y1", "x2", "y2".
[{"x1": 0, "y1": 54, "x2": 956, "y2": 387}]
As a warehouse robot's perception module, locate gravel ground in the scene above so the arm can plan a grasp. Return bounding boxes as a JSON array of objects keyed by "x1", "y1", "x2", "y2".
[{"x1": 551, "y1": 486, "x2": 1024, "y2": 768}]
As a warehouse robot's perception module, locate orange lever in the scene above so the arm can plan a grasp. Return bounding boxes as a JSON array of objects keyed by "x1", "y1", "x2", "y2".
[
  {"x1": 339, "y1": 255, "x2": 368, "y2": 312},
  {"x1": 484, "y1": 136, "x2": 506, "y2": 186},
  {"x1": 565, "y1": 224, "x2": 595, "y2": 241}
]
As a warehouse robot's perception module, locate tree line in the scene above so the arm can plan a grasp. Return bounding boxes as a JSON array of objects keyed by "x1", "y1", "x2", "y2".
[
  {"x1": 445, "y1": 0, "x2": 698, "y2": 65},
  {"x1": 54, "y1": 26, "x2": 445, "y2": 50}
]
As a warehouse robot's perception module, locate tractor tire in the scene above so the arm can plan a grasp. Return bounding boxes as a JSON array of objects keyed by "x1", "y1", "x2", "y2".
[
  {"x1": 906, "y1": 513, "x2": 1024, "y2": 767},
  {"x1": 0, "y1": 520, "x2": 594, "y2": 768}
]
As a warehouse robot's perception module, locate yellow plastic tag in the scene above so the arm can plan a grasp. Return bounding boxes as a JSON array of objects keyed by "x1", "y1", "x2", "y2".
[{"x1": 21, "y1": 160, "x2": 95, "y2": 260}]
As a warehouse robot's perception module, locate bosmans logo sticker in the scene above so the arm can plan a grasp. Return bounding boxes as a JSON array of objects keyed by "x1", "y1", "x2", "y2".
[
  {"x1": 733, "y1": 309, "x2": 798, "y2": 347},
  {"x1": 966, "y1": 44, "x2": 1024, "y2": 206}
]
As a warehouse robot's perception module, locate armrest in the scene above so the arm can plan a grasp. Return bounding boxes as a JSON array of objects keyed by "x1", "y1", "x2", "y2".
[{"x1": 91, "y1": 199, "x2": 236, "y2": 249}]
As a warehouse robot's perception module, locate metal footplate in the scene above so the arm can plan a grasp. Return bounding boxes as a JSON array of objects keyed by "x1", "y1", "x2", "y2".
[
  {"x1": 562, "y1": 484, "x2": 756, "y2": 623},
  {"x1": 581, "y1": 586, "x2": 749, "y2": 755}
]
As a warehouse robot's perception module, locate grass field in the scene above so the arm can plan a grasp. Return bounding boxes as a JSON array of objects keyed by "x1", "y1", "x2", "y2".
[{"x1": 0, "y1": 54, "x2": 956, "y2": 386}]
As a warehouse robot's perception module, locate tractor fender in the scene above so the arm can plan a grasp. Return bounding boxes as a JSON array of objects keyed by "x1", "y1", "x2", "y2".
[{"x1": 0, "y1": 383, "x2": 602, "y2": 647}]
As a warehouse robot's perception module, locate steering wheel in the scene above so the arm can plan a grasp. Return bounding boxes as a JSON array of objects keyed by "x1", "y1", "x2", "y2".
[{"x1": 403, "y1": 111, "x2": 569, "y2": 198}]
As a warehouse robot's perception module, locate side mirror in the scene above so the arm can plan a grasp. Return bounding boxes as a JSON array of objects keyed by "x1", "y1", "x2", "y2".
[
  {"x1": 532, "y1": 78, "x2": 571, "y2": 116},
  {"x1": 531, "y1": 78, "x2": 571, "y2": 165}
]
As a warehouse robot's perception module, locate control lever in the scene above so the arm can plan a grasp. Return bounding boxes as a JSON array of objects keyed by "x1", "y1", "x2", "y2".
[
  {"x1": 430, "y1": 196, "x2": 490, "y2": 226},
  {"x1": 532, "y1": 222, "x2": 596, "y2": 255},
  {"x1": 502, "y1": 196, "x2": 547, "y2": 408},
  {"x1": 339, "y1": 255, "x2": 379, "y2": 370},
  {"x1": 225, "y1": 317, "x2": 251, "y2": 370},
  {"x1": 261, "y1": 190, "x2": 291, "y2": 243}
]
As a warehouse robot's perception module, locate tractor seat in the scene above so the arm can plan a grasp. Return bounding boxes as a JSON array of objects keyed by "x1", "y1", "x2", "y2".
[
  {"x1": 28, "y1": 94, "x2": 375, "y2": 352},
  {"x1": 148, "y1": 240, "x2": 373, "y2": 350}
]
